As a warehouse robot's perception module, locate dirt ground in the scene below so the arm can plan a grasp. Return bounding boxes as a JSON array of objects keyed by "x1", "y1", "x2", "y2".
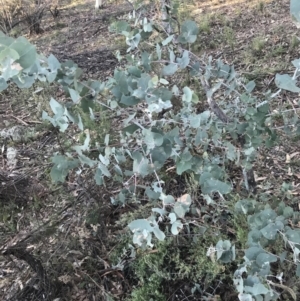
[{"x1": 1, "y1": 0, "x2": 300, "y2": 300}]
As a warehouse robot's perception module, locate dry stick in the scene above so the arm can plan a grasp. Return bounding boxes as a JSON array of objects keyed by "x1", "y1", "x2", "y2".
[
  {"x1": 6, "y1": 114, "x2": 29, "y2": 126},
  {"x1": 199, "y1": 75, "x2": 257, "y2": 193},
  {"x1": 92, "y1": 25, "x2": 107, "y2": 36},
  {"x1": 200, "y1": 77, "x2": 230, "y2": 123}
]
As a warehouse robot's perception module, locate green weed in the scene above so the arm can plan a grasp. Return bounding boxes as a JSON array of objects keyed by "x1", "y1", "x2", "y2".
[
  {"x1": 223, "y1": 26, "x2": 236, "y2": 50},
  {"x1": 290, "y1": 36, "x2": 300, "y2": 49},
  {"x1": 252, "y1": 36, "x2": 266, "y2": 54},
  {"x1": 257, "y1": 1, "x2": 265, "y2": 13},
  {"x1": 198, "y1": 15, "x2": 211, "y2": 34}
]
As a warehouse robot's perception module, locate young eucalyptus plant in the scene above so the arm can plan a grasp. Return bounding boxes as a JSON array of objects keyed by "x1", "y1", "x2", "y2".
[{"x1": 1, "y1": 1, "x2": 300, "y2": 300}]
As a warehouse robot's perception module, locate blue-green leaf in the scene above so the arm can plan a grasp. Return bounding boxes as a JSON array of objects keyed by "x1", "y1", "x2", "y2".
[
  {"x1": 47, "y1": 54, "x2": 60, "y2": 71},
  {"x1": 133, "y1": 157, "x2": 149, "y2": 177},
  {"x1": 237, "y1": 294, "x2": 252, "y2": 301},
  {"x1": 162, "y1": 35, "x2": 174, "y2": 46},
  {"x1": 50, "y1": 155, "x2": 80, "y2": 183},
  {"x1": 152, "y1": 208, "x2": 167, "y2": 216},
  {"x1": 128, "y1": 219, "x2": 153, "y2": 232},
  {"x1": 291, "y1": 0, "x2": 300, "y2": 28},
  {"x1": 235, "y1": 199, "x2": 256, "y2": 214},
  {"x1": 146, "y1": 187, "x2": 160, "y2": 199},
  {"x1": 68, "y1": 88, "x2": 80, "y2": 103},
  {"x1": 162, "y1": 63, "x2": 178, "y2": 76},
  {"x1": 160, "y1": 194, "x2": 175, "y2": 205},
  {"x1": 245, "y1": 80, "x2": 255, "y2": 93},
  {"x1": 152, "y1": 226, "x2": 165, "y2": 241},
  {"x1": 178, "y1": 20, "x2": 199, "y2": 44},
  {"x1": 189, "y1": 114, "x2": 201, "y2": 128},
  {"x1": 275, "y1": 74, "x2": 300, "y2": 92},
  {"x1": 73, "y1": 134, "x2": 90, "y2": 154},
  {"x1": 296, "y1": 263, "x2": 300, "y2": 277},
  {"x1": 0, "y1": 47, "x2": 19, "y2": 61},
  {"x1": 120, "y1": 95, "x2": 140, "y2": 106},
  {"x1": 94, "y1": 168, "x2": 103, "y2": 185},
  {"x1": 171, "y1": 220, "x2": 183, "y2": 235},
  {"x1": 13, "y1": 74, "x2": 35, "y2": 88},
  {"x1": 143, "y1": 129, "x2": 164, "y2": 149},
  {"x1": 78, "y1": 154, "x2": 96, "y2": 167},
  {"x1": 202, "y1": 179, "x2": 232, "y2": 195},
  {"x1": 245, "y1": 246, "x2": 263, "y2": 260},
  {"x1": 292, "y1": 58, "x2": 300, "y2": 68},
  {"x1": 156, "y1": 43, "x2": 162, "y2": 59},
  {"x1": 143, "y1": 18, "x2": 152, "y2": 32},
  {"x1": 182, "y1": 86, "x2": 193, "y2": 102},
  {"x1": 256, "y1": 252, "x2": 277, "y2": 266},
  {"x1": 122, "y1": 124, "x2": 140, "y2": 134},
  {"x1": 169, "y1": 212, "x2": 177, "y2": 223},
  {"x1": 245, "y1": 283, "x2": 269, "y2": 296},
  {"x1": 260, "y1": 221, "x2": 283, "y2": 240},
  {"x1": 176, "y1": 159, "x2": 192, "y2": 175},
  {"x1": 225, "y1": 141, "x2": 237, "y2": 161},
  {"x1": 98, "y1": 162, "x2": 111, "y2": 177},
  {"x1": 174, "y1": 202, "x2": 186, "y2": 218},
  {"x1": 0, "y1": 77, "x2": 8, "y2": 91},
  {"x1": 141, "y1": 51, "x2": 151, "y2": 71},
  {"x1": 195, "y1": 128, "x2": 208, "y2": 146},
  {"x1": 11, "y1": 40, "x2": 36, "y2": 69},
  {"x1": 176, "y1": 50, "x2": 190, "y2": 69}
]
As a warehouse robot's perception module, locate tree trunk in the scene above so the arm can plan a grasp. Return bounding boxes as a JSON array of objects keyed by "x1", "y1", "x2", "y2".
[{"x1": 95, "y1": 0, "x2": 103, "y2": 9}]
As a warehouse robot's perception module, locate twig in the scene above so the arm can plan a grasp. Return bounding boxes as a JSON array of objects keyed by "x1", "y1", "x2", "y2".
[{"x1": 7, "y1": 114, "x2": 29, "y2": 126}]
